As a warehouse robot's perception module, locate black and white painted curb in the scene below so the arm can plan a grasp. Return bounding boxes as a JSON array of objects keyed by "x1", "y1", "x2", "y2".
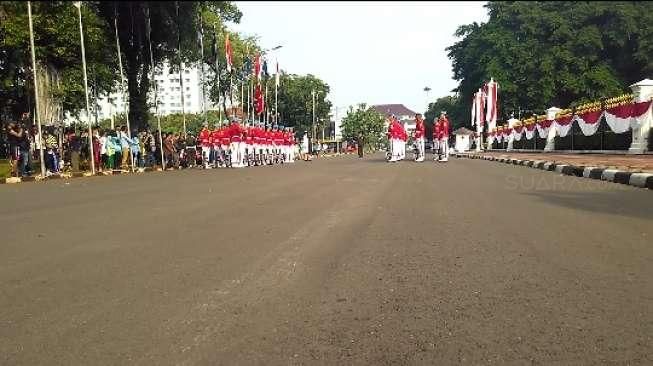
[
  {"x1": 0, "y1": 167, "x2": 163, "y2": 185},
  {"x1": 454, "y1": 152, "x2": 653, "y2": 190}
]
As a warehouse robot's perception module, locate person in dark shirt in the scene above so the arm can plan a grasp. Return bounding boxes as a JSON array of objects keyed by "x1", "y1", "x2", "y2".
[
  {"x1": 67, "y1": 130, "x2": 82, "y2": 172},
  {"x1": 6, "y1": 122, "x2": 20, "y2": 177},
  {"x1": 7, "y1": 122, "x2": 32, "y2": 177}
]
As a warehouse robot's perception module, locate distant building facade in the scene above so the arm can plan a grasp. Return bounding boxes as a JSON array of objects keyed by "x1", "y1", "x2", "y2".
[
  {"x1": 64, "y1": 61, "x2": 216, "y2": 125},
  {"x1": 372, "y1": 104, "x2": 419, "y2": 135}
]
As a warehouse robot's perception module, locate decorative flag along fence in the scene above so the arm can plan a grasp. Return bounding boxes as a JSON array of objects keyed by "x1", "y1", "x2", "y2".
[{"x1": 486, "y1": 93, "x2": 653, "y2": 145}]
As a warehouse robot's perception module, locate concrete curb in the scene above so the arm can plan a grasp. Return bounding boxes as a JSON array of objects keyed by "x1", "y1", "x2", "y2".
[
  {"x1": 628, "y1": 173, "x2": 653, "y2": 189},
  {"x1": 459, "y1": 153, "x2": 652, "y2": 191},
  {"x1": 554, "y1": 164, "x2": 569, "y2": 174},
  {"x1": 1, "y1": 165, "x2": 170, "y2": 186},
  {"x1": 601, "y1": 169, "x2": 619, "y2": 182}
]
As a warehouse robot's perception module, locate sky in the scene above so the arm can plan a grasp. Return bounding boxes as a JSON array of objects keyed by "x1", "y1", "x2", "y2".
[{"x1": 232, "y1": 1, "x2": 489, "y2": 118}]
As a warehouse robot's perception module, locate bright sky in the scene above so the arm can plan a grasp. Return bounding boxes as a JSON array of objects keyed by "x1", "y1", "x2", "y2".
[{"x1": 232, "y1": 1, "x2": 488, "y2": 117}]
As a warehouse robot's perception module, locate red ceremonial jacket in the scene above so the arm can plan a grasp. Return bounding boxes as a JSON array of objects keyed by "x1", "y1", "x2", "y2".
[
  {"x1": 414, "y1": 119, "x2": 425, "y2": 139},
  {"x1": 440, "y1": 117, "x2": 450, "y2": 138},
  {"x1": 199, "y1": 128, "x2": 211, "y2": 147}
]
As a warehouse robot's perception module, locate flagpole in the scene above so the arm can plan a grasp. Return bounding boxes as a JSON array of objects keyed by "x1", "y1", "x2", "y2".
[
  {"x1": 146, "y1": 6, "x2": 165, "y2": 170},
  {"x1": 114, "y1": 6, "x2": 134, "y2": 172},
  {"x1": 198, "y1": 9, "x2": 207, "y2": 125},
  {"x1": 176, "y1": 2, "x2": 187, "y2": 137},
  {"x1": 74, "y1": 1, "x2": 95, "y2": 175},
  {"x1": 225, "y1": 32, "x2": 233, "y2": 116},
  {"x1": 263, "y1": 78, "x2": 267, "y2": 127},
  {"x1": 212, "y1": 24, "x2": 220, "y2": 126},
  {"x1": 27, "y1": 1, "x2": 46, "y2": 178}
]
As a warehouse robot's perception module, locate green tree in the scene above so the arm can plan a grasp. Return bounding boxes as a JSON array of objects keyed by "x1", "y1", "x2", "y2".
[
  {"x1": 341, "y1": 104, "x2": 385, "y2": 153},
  {"x1": 424, "y1": 95, "x2": 467, "y2": 138},
  {"x1": 96, "y1": 1, "x2": 242, "y2": 130},
  {"x1": 0, "y1": 1, "x2": 118, "y2": 120},
  {"x1": 447, "y1": 1, "x2": 653, "y2": 121},
  {"x1": 275, "y1": 73, "x2": 332, "y2": 139}
]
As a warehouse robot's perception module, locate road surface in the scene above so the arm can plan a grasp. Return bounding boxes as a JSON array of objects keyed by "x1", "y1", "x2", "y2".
[{"x1": 1, "y1": 154, "x2": 652, "y2": 365}]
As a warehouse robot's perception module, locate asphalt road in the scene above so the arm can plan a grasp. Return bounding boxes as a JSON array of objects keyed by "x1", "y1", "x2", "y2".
[{"x1": 1, "y1": 153, "x2": 652, "y2": 365}]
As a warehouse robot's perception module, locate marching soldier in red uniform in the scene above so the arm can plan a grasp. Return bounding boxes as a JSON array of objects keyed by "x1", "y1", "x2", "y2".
[
  {"x1": 437, "y1": 111, "x2": 450, "y2": 162},
  {"x1": 414, "y1": 113, "x2": 425, "y2": 162}
]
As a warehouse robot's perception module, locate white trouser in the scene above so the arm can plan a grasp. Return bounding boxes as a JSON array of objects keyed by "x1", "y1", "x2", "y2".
[
  {"x1": 221, "y1": 145, "x2": 229, "y2": 165},
  {"x1": 244, "y1": 143, "x2": 251, "y2": 165},
  {"x1": 230, "y1": 142, "x2": 241, "y2": 167},
  {"x1": 289, "y1": 145, "x2": 294, "y2": 162},
  {"x1": 201, "y1": 146, "x2": 211, "y2": 167},
  {"x1": 239, "y1": 142, "x2": 247, "y2": 167},
  {"x1": 416, "y1": 137, "x2": 425, "y2": 161},
  {"x1": 439, "y1": 138, "x2": 449, "y2": 161},
  {"x1": 398, "y1": 139, "x2": 405, "y2": 160}
]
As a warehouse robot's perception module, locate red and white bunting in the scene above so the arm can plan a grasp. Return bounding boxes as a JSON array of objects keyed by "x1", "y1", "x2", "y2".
[
  {"x1": 573, "y1": 110, "x2": 602, "y2": 136},
  {"x1": 524, "y1": 124, "x2": 536, "y2": 140},
  {"x1": 535, "y1": 119, "x2": 552, "y2": 137},
  {"x1": 513, "y1": 125, "x2": 524, "y2": 141},
  {"x1": 604, "y1": 100, "x2": 652, "y2": 133},
  {"x1": 553, "y1": 115, "x2": 573, "y2": 138}
]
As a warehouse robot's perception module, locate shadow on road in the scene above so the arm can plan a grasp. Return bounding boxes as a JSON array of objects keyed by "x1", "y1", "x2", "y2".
[{"x1": 521, "y1": 189, "x2": 653, "y2": 220}]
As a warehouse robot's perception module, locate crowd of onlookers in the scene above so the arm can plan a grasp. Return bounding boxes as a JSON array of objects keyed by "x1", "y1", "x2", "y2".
[{"x1": 3, "y1": 121, "x2": 202, "y2": 178}]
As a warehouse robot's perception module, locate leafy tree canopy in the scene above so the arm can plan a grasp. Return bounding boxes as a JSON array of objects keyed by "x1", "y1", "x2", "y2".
[
  {"x1": 341, "y1": 103, "x2": 385, "y2": 150},
  {"x1": 446, "y1": 1, "x2": 653, "y2": 122}
]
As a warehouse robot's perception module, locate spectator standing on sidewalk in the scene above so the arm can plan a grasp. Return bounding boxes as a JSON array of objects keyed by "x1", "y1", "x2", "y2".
[
  {"x1": 99, "y1": 130, "x2": 108, "y2": 172},
  {"x1": 6, "y1": 122, "x2": 31, "y2": 177},
  {"x1": 163, "y1": 133, "x2": 179, "y2": 169},
  {"x1": 144, "y1": 129, "x2": 156, "y2": 167},
  {"x1": 118, "y1": 126, "x2": 131, "y2": 170},
  {"x1": 31, "y1": 125, "x2": 44, "y2": 168},
  {"x1": 67, "y1": 129, "x2": 82, "y2": 172},
  {"x1": 129, "y1": 132, "x2": 140, "y2": 169},
  {"x1": 44, "y1": 128, "x2": 59, "y2": 175},
  {"x1": 92, "y1": 128, "x2": 101, "y2": 172}
]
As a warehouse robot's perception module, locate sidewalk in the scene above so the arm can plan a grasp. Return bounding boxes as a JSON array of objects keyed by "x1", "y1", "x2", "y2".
[{"x1": 476, "y1": 151, "x2": 653, "y2": 173}]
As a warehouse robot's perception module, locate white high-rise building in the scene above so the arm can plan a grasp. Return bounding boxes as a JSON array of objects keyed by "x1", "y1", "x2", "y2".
[{"x1": 64, "y1": 61, "x2": 216, "y2": 125}]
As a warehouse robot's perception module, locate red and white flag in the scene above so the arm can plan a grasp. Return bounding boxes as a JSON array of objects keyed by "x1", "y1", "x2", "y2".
[
  {"x1": 471, "y1": 94, "x2": 476, "y2": 127},
  {"x1": 485, "y1": 78, "x2": 499, "y2": 129},
  {"x1": 225, "y1": 33, "x2": 233, "y2": 73},
  {"x1": 255, "y1": 83, "x2": 264, "y2": 115},
  {"x1": 253, "y1": 53, "x2": 261, "y2": 80},
  {"x1": 471, "y1": 89, "x2": 486, "y2": 128}
]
